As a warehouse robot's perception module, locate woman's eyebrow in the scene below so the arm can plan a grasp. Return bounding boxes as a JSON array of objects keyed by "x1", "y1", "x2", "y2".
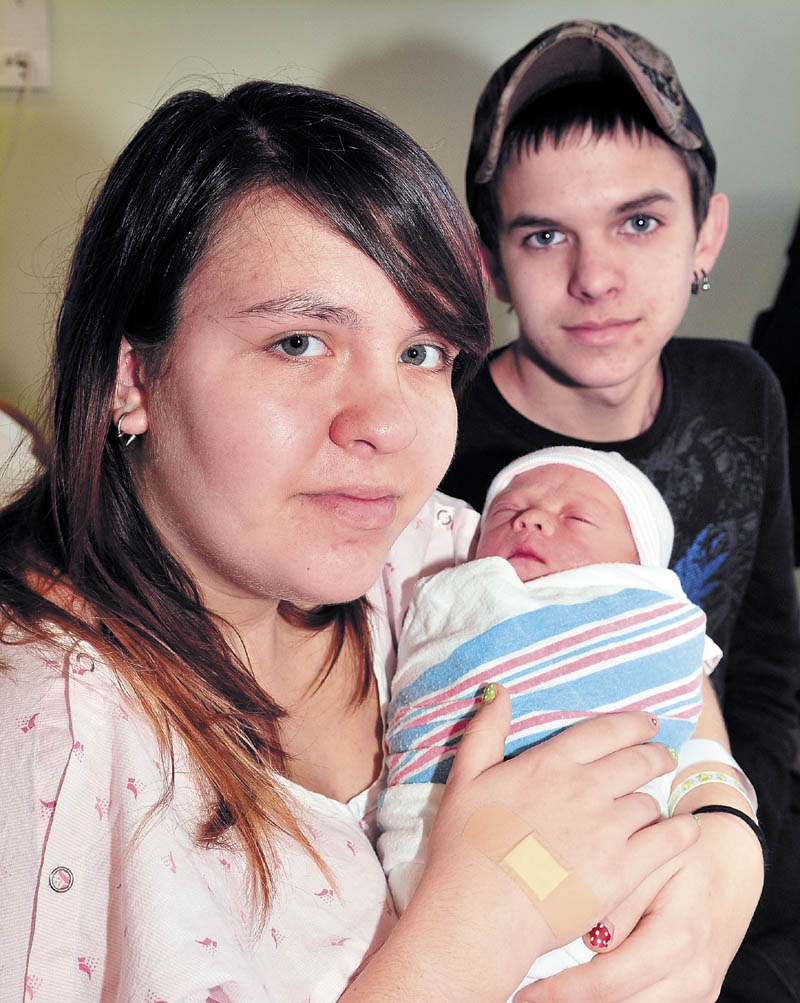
[{"x1": 239, "y1": 292, "x2": 361, "y2": 327}]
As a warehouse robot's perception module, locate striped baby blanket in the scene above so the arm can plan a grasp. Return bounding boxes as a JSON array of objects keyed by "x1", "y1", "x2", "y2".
[{"x1": 386, "y1": 557, "x2": 720, "y2": 787}]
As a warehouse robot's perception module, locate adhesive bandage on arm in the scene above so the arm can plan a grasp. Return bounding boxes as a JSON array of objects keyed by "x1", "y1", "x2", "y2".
[{"x1": 463, "y1": 803, "x2": 598, "y2": 939}]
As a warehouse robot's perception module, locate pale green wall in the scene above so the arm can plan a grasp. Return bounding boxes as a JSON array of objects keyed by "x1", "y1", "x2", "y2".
[{"x1": 1, "y1": 0, "x2": 798, "y2": 416}]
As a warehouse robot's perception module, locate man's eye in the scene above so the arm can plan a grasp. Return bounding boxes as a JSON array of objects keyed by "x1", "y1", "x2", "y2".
[
  {"x1": 273, "y1": 334, "x2": 327, "y2": 357},
  {"x1": 525, "y1": 229, "x2": 565, "y2": 248},
  {"x1": 623, "y1": 214, "x2": 659, "y2": 235},
  {"x1": 400, "y1": 344, "x2": 450, "y2": 369}
]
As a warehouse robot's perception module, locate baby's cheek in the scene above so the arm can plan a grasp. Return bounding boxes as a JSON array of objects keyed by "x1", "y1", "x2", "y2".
[{"x1": 474, "y1": 528, "x2": 505, "y2": 560}]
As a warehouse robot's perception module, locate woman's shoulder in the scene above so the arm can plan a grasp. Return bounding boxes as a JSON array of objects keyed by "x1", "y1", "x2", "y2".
[
  {"x1": 381, "y1": 491, "x2": 480, "y2": 635},
  {"x1": 388, "y1": 490, "x2": 479, "y2": 571},
  {"x1": 3, "y1": 628, "x2": 122, "y2": 699},
  {"x1": 1, "y1": 629, "x2": 163, "y2": 783}
]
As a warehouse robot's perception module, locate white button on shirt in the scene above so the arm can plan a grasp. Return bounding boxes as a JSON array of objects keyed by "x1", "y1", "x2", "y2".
[{"x1": 48, "y1": 867, "x2": 74, "y2": 892}]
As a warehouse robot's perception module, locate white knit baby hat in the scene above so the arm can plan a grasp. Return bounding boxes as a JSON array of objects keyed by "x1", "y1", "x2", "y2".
[{"x1": 481, "y1": 445, "x2": 674, "y2": 567}]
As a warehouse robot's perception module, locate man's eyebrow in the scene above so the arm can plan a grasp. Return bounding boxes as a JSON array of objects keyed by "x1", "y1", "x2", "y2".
[
  {"x1": 238, "y1": 292, "x2": 361, "y2": 327},
  {"x1": 504, "y1": 214, "x2": 559, "y2": 233},
  {"x1": 504, "y1": 192, "x2": 678, "y2": 233},
  {"x1": 615, "y1": 191, "x2": 677, "y2": 215}
]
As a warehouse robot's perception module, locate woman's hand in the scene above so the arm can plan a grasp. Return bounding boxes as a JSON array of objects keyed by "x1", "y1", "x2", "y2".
[
  {"x1": 347, "y1": 687, "x2": 700, "y2": 1001},
  {"x1": 517, "y1": 809, "x2": 764, "y2": 1002}
]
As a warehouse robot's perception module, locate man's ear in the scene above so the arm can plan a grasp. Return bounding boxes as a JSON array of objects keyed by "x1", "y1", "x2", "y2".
[
  {"x1": 480, "y1": 243, "x2": 512, "y2": 304},
  {"x1": 694, "y1": 192, "x2": 729, "y2": 277},
  {"x1": 112, "y1": 337, "x2": 149, "y2": 437}
]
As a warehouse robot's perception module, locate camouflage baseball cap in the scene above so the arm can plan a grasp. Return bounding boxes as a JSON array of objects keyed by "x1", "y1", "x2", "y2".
[{"x1": 468, "y1": 20, "x2": 716, "y2": 188}]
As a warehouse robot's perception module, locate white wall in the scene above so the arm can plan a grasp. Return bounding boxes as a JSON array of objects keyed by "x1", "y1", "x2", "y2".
[{"x1": 1, "y1": 0, "x2": 798, "y2": 413}]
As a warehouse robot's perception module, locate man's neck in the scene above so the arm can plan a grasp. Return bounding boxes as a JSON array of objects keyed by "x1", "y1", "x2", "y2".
[{"x1": 490, "y1": 341, "x2": 664, "y2": 444}]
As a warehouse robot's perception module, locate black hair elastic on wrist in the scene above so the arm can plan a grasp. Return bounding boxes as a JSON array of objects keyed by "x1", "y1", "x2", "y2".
[{"x1": 692, "y1": 805, "x2": 768, "y2": 867}]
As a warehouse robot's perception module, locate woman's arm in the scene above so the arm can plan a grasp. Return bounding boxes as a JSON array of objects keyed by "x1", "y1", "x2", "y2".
[
  {"x1": 517, "y1": 817, "x2": 763, "y2": 1003},
  {"x1": 343, "y1": 690, "x2": 700, "y2": 1002},
  {"x1": 518, "y1": 680, "x2": 764, "y2": 1003},
  {"x1": 669, "y1": 676, "x2": 758, "y2": 815}
]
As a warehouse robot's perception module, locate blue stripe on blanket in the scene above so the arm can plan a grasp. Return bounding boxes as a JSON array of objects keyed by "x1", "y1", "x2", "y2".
[
  {"x1": 391, "y1": 589, "x2": 688, "y2": 712},
  {"x1": 387, "y1": 588, "x2": 704, "y2": 785},
  {"x1": 406, "y1": 714, "x2": 696, "y2": 786}
]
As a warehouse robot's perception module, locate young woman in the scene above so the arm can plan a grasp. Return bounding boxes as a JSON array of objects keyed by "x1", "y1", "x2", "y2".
[{"x1": 0, "y1": 82, "x2": 754, "y2": 1002}]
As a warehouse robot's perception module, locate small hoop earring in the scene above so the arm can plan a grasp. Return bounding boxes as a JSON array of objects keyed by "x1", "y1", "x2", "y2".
[
  {"x1": 691, "y1": 269, "x2": 711, "y2": 295},
  {"x1": 116, "y1": 412, "x2": 136, "y2": 447}
]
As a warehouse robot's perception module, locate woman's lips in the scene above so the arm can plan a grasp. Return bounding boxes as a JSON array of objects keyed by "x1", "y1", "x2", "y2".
[{"x1": 304, "y1": 491, "x2": 398, "y2": 530}]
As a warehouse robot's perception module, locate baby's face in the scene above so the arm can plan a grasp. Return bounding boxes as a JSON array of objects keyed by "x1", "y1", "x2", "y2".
[{"x1": 476, "y1": 464, "x2": 639, "y2": 582}]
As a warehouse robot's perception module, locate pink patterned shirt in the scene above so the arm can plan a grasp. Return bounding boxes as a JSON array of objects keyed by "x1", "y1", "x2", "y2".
[{"x1": 0, "y1": 492, "x2": 479, "y2": 1003}]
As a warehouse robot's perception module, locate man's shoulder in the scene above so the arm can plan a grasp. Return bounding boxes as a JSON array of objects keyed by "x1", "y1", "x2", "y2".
[
  {"x1": 665, "y1": 336, "x2": 775, "y2": 379},
  {"x1": 664, "y1": 337, "x2": 783, "y2": 412}
]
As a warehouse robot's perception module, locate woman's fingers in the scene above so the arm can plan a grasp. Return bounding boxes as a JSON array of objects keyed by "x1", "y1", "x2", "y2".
[
  {"x1": 519, "y1": 904, "x2": 710, "y2": 1003},
  {"x1": 610, "y1": 791, "x2": 663, "y2": 834},
  {"x1": 582, "y1": 858, "x2": 677, "y2": 955},
  {"x1": 516, "y1": 907, "x2": 676, "y2": 1003},
  {"x1": 594, "y1": 742, "x2": 677, "y2": 799},
  {"x1": 544, "y1": 713, "x2": 676, "y2": 797},
  {"x1": 453, "y1": 707, "x2": 674, "y2": 800},
  {"x1": 545, "y1": 711, "x2": 662, "y2": 764},
  {"x1": 431, "y1": 701, "x2": 699, "y2": 976},
  {"x1": 523, "y1": 812, "x2": 762, "y2": 1003},
  {"x1": 623, "y1": 812, "x2": 699, "y2": 887},
  {"x1": 446, "y1": 682, "x2": 512, "y2": 786}
]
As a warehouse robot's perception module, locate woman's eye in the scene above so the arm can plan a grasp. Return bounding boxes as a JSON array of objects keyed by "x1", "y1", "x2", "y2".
[
  {"x1": 623, "y1": 214, "x2": 659, "y2": 235},
  {"x1": 273, "y1": 333, "x2": 327, "y2": 358},
  {"x1": 525, "y1": 228, "x2": 565, "y2": 248},
  {"x1": 400, "y1": 343, "x2": 450, "y2": 369}
]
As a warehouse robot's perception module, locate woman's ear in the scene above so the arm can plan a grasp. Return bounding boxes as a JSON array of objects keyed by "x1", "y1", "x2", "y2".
[
  {"x1": 112, "y1": 338, "x2": 150, "y2": 437},
  {"x1": 480, "y1": 243, "x2": 512, "y2": 304},
  {"x1": 693, "y1": 192, "x2": 729, "y2": 276}
]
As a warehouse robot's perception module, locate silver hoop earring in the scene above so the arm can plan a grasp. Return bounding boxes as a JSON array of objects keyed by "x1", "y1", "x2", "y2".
[
  {"x1": 691, "y1": 269, "x2": 711, "y2": 295},
  {"x1": 116, "y1": 412, "x2": 136, "y2": 447}
]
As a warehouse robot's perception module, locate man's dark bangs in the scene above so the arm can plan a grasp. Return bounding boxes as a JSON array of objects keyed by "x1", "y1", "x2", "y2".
[
  {"x1": 499, "y1": 81, "x2": 660, "y2": 174},
  {"x1": 494, "y1": 80, "x2": 711, "y2": 233}
]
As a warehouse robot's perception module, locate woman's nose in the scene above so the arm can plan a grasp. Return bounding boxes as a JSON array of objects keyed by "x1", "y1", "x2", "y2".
[{"x1": 329, "y1": 372, "x2": 418, "y2": 453}]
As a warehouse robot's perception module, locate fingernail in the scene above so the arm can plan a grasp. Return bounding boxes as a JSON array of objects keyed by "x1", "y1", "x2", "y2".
[
  {"x1": 482, "y1": 683, "x2": 498, "y2": 704},
  {"x1": 650, "y1": 716, "x2": 659, "y2": 729},
  {"x1": 587, "y1": 921, "x2": 613, "y2": 949},
  {"x1": 668, "y1": 746, "x2": 679, "y2": 761}
]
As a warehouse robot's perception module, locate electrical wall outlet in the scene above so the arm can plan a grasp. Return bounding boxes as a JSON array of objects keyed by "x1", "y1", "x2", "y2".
[{"x1": 0, "y1": 0, "x2": 50, "y2": 90}]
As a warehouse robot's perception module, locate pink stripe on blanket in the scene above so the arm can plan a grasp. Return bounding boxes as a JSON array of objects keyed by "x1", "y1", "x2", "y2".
[
  {"x1": 390, "y1": 600, "x2": 689, "y2": 731},
  {"x1": 391, "y1": 609, "x2": 704, "y2": 739},
  {"x1": 387, "y1": 615, "x2": 705, "y2": 785}
]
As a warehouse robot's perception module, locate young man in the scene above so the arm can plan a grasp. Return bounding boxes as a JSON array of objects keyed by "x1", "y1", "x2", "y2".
[{"x1": 441, "y1": 21, "x2": 800, "y2": 1002}]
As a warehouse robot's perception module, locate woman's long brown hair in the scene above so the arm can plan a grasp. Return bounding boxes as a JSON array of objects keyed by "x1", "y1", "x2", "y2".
[{"x1": 0, "y1": 81, "x2": 490, "y2": 922}]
